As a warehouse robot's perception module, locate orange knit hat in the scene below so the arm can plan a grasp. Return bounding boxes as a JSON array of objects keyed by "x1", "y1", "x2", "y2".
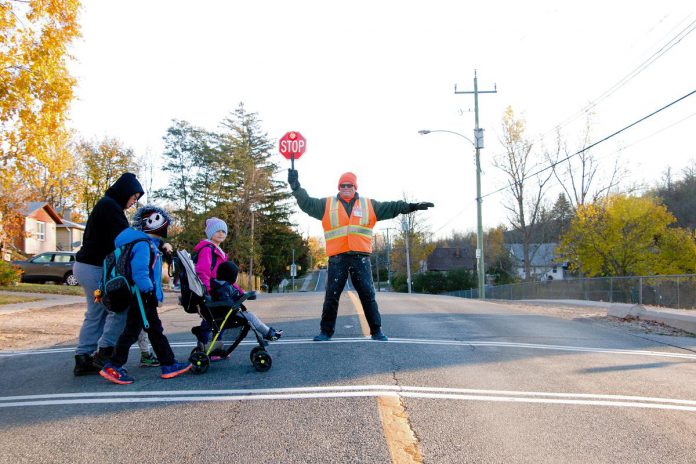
[{"x1": 338, "y1": 172, "x2": 358, "y2": 190}]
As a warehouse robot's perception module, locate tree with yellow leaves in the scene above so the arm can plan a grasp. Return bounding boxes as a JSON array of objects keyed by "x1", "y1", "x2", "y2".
[
  {"x1": 1, "y1": 0, "x2": 80, "y2": 252},
  {"x1": 307, "y1": 236, "x2": 327, "y2": 270},
  {"x1": 559, "y1": 194, "x2": 696, "y2": 277},
  {"x1": 75, "y1": 137, "x2": 139, "y2": 214}
]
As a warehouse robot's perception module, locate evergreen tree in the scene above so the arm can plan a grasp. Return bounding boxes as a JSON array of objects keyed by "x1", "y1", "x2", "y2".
[
  {"x1": 653, "y1": 163, "x2": 696, "y2": 231},
  {"x1": 215, "y1": 103, "x2": 295, "y2": 281},
  {"x1": 156, "y1": 120, "x2": 211, "y2": 228}
]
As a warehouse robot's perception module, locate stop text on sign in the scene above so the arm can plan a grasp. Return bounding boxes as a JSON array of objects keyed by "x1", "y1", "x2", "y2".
[{"x1": 279, "y1": 131, "x2": 307, "y2": 160}]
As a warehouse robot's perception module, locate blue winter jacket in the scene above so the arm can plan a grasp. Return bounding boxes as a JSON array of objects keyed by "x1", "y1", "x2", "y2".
[{"x1": 114, "y1": 227, "x2": 164, "y2": 302}]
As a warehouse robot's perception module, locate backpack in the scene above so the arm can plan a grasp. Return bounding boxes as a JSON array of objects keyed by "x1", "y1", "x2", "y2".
[
  {"x1": 178, "y1": 243, "x2": 217, "y2": 313},
  {"x1": 100, "y1": 238, "x2": 155, "y2": 314}
]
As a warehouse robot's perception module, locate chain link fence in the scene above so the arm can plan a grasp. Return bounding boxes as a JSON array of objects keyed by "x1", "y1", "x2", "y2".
[{"x1": 445, "y1": 275, "x2": 696, "y2": 309}]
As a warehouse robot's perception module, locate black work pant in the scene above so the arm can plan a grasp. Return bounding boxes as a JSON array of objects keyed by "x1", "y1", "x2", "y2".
[
  {"x1": 111, "y1": 294, "x2": 175, "y2": 367},
  {"x1": 321, "y1": 253, "x2": 381, "y2": 336}
]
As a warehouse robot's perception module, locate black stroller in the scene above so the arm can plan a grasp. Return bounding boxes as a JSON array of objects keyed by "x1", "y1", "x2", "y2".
[{"x1": 176, "y1": 250, "x2": 272, "y2": 374}]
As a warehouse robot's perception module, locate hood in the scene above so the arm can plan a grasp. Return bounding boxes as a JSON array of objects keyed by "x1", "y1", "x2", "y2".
[
  {"x1": 115, "y1": 227, "x2": 158, "y2": 248},
  {"x1": 193, "y1": 239, "x2": 226, "y2": 259},
  {"x1": 193, "y1": 239, "x2": 216, "y2": 253},
  {"x1": 105, "y1": 173, "x2": 145, "y2": 209}
]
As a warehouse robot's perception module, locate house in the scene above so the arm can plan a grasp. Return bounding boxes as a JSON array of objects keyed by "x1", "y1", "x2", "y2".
[
  {"x1": 56, "y1": 216, "x2": 85, "y2": 252},
  {"x1": 425, "y1": 246, "x2": 476, "y2": 272},
  {"x1": 13, "y1": 203, "x2": 84, "y2": 257},
  {"x1": 505, "y1": 243, "x2": 567, "y2": 280}
]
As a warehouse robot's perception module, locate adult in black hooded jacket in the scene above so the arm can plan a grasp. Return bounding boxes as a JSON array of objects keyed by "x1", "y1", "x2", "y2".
[{"x1": 73, "y1": 173, "x2": 144, "y2": 376}]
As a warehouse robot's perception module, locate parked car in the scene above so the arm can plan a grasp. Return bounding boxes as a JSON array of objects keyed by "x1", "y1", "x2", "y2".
[{"x1": 12, "y1": 252, "x2": 79, "y2": 286}]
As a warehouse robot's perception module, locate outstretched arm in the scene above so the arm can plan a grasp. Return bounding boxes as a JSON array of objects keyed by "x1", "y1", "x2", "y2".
[{"x1": 372, "y1": 200, "x2": 435, "y2": 221}]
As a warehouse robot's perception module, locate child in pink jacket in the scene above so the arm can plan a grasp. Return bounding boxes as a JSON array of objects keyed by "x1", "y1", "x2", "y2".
[
  {"x1": 192, "y1": 218, "x2": 253, "y2": 359},
  {"x1": 193, "y1": 217, "x2": 229, "y2": 293}
]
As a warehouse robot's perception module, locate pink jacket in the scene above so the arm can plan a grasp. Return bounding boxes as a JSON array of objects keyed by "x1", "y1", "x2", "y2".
[{"x1": 193, "y1": 240, "x2": 228, "y2": 292}]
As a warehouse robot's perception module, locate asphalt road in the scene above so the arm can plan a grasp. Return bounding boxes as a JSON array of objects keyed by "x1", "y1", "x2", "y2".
[{"x1": 2, "y1": 292, "x2": 696, "y2": 463}]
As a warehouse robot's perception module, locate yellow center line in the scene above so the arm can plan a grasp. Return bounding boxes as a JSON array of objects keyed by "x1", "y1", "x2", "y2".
[
  {"x1": 347, "y1": 291, "x2": 371, "y2": 336},
  {"x1": 346, "y1": 291, "x2": 423, "y2": 464}
]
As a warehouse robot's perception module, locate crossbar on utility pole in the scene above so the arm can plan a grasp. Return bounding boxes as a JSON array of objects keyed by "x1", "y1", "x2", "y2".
[{"x1": 455, "y1": 70, "x2": 497, "y2": 299}]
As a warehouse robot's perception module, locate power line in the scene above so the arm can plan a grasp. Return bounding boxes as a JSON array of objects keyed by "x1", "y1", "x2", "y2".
[
  {"x1": 550, "y1": 17, "x2": 696, "y2": 135},
  {"x1": 433, "y1": 109, "x2": 696, "y2": 237},
  {"x1": 481, "y1": 88, "x2": 696, "y2": 200}
]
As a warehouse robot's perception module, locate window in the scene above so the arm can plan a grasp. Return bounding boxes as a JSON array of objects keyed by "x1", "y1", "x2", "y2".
[
  {"x1": 36, "y1": 221, "x2": 46, "y2": 241},
  {"x1": 32, "y1": 253, "x2": 51, "y2": 263},
  {"x1": 54, "y1": 254, "x2": 72, "y2": 263}
]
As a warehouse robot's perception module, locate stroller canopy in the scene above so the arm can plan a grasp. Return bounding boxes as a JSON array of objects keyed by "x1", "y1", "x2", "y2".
[{"x1": 177, "y1": 250, "x2": 204, "y2": 298}]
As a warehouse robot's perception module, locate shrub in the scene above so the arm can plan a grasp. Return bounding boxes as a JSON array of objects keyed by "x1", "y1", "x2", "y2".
[
  {"x1": 413, "y1": 271, "x2": 449, "y2": 294},
  {"x1": 0, "y1": 261, "x2": 22, "y2": 286},
  {"x1": 391, "y1": 272, "x2": 408, "y2": 292},
  {"x1": 446, "y1": 267, "x2": 476, "y2": 291}
]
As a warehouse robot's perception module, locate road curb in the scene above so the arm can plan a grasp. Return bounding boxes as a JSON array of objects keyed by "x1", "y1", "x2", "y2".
[
  {"x1": 607, "y1": 304, "x2": 696, "y2": 335},
  {"x1": 504, "y1": 299, "x2": 696, "y2": 336}
]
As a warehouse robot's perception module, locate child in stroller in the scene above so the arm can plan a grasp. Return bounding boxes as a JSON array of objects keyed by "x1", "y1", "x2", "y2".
[
  {"x1": 209, "y1": 261, "x2": 282, "y2": 343},
  {"x1": 176, "y1": 249, "x2": 275, "y2": 373},
  {"x1": 193, "y1": 261, "x2": 282, "y2": 360}
]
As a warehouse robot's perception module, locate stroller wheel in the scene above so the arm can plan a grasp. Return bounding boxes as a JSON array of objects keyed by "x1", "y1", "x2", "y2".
[
  {"x1": 249, "y1": 346, "x2": 264, "y2": 363},
  {"x1": 189, "y1": 350, "x2": 210, "y2": 374},
  {"x1": 251, "y1": 349, "x2": 272, "y2": 372}
]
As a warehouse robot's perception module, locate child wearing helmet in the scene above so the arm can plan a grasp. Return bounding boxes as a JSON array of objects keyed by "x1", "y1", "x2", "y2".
[{"x1": 99, "y1": 205, "x2": 191, "y2": 385}]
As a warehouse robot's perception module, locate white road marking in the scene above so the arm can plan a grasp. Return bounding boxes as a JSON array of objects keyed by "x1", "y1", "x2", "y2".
[
  {"x1": 2, "y1": 385, "x2": 696, "y2": 411},
  {"x1": 4, "y1": 338, "x2": 696, "y2": 360}
]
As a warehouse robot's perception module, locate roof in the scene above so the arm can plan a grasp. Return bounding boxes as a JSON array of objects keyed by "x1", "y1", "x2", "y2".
[
  {"x1": 505, "y1": 243, "x2": 559, "y2": 267},
  {"x1": 57, "y1": 218, "x2": 85, "y2": 230},
  {"x1": 20, "y1": 202, "x2": 63, "y2": 224},
  {"x1": 426, "y1": 247, "x2": 476, "y2": 271}
]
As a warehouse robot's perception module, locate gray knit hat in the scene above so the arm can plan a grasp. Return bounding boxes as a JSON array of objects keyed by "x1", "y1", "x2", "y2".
[{"x1": 205, "y1": 217, "x2": 227, "y2": 239}]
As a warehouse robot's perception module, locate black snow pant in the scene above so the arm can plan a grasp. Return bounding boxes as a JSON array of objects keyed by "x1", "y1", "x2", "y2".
[{"x1": 320, "y1": 253, "x2": 381, "y2": 336}]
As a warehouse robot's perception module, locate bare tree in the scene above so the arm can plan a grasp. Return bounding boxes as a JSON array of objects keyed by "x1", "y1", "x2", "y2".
[
  {"x1": 549, "y1": 115, "x2": 624, "y2": 210},
  {"x1": 494, "y1": 106, "x2": 554, "y2": 281},
  {"x1": 390, "y1": 193, "x2": 434, "y2": 284}
]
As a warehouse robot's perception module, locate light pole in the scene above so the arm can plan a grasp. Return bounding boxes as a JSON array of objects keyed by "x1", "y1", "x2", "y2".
[
  {"x1": 384, "y1": 227, "x2": 397, "y2": 291},
  {"x1": 418, "y1": 129, "x2": 486, "y2": 299}
]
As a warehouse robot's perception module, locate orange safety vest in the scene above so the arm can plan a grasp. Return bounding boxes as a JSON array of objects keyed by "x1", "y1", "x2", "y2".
[{"x1": 322, "y1": 196, "x2": 377, "y2": 256}]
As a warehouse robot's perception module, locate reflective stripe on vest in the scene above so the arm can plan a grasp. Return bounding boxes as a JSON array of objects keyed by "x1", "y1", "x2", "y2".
[{"x1": 322, "y1": 196, "x2": 376, "y2": 256}]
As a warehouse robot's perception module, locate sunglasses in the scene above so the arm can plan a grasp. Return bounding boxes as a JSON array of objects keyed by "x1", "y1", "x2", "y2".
[{"x1": 339, "y1": 183, "x2": 354, "y2": 188}]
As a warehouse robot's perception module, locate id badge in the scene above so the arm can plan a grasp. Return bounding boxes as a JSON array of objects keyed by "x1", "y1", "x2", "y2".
[{"x1": 353, "y1": 208, "x2": 363, "y2": 218}]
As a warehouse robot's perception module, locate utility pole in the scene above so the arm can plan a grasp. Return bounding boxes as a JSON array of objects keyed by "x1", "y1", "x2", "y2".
[
  {"x1": 401, "y1": 216, "x2": 412, "y2": 294},
  {"x1": 291, "y1": 248, "x2": 296, "y2": 292},
  {"x1": 455, "y1": 70, "x2": 496, "y2": 299},
  {"x1": 249, "y1": 209, "x2": 254, "y2": 290},
  {"x1": 384, "y1": 228, "x2": 396, "y2": 291}
]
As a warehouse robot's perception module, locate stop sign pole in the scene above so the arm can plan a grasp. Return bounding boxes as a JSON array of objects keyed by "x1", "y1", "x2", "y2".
[{"x1": 279, "y1": 131, "x2": 307, "y2": 169}]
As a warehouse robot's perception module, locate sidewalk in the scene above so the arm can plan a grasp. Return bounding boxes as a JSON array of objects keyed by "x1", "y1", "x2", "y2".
[
  {"x1": 0, "y1": 291, "x2": 85, "y2": 315},
  {"x1": 517, "y1": 299, "x2": 696, "y2": 335}
]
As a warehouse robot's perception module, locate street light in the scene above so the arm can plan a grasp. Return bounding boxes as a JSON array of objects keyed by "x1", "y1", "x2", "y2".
[{"x1": 418, "y1": 128, "x2": 486, "y2": 299}]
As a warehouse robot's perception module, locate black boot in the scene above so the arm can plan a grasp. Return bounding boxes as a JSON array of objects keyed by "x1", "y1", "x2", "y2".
[
  {"x1": 74, "y1": 354, "x2": 100, "y2": 376},
  {"x1": 91, "y1": 346, "x2": 114, "y2": 370}
]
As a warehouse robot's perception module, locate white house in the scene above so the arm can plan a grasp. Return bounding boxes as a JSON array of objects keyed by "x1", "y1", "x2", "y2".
[{"x1": 505, "y1": 243, "x2": 567, "y2": 281}]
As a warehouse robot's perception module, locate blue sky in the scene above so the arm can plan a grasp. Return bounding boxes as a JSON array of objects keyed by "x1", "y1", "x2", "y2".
[{"x1": 68, "y1": 1, "x2": 696, "y2": 239}]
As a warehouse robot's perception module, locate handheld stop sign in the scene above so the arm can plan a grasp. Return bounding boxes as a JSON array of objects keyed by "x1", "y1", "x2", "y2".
[{"x1": 279, "y1": 131, "x2": 306, "y2": 169}]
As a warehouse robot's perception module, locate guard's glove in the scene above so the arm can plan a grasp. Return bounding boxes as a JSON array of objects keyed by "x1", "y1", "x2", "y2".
[
  {"x1": 408, "y1": 202, "x2": 435, "y2": 212},
  {"x1": 288, "y1": 169, "x2": 300, "y2": 191}
]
